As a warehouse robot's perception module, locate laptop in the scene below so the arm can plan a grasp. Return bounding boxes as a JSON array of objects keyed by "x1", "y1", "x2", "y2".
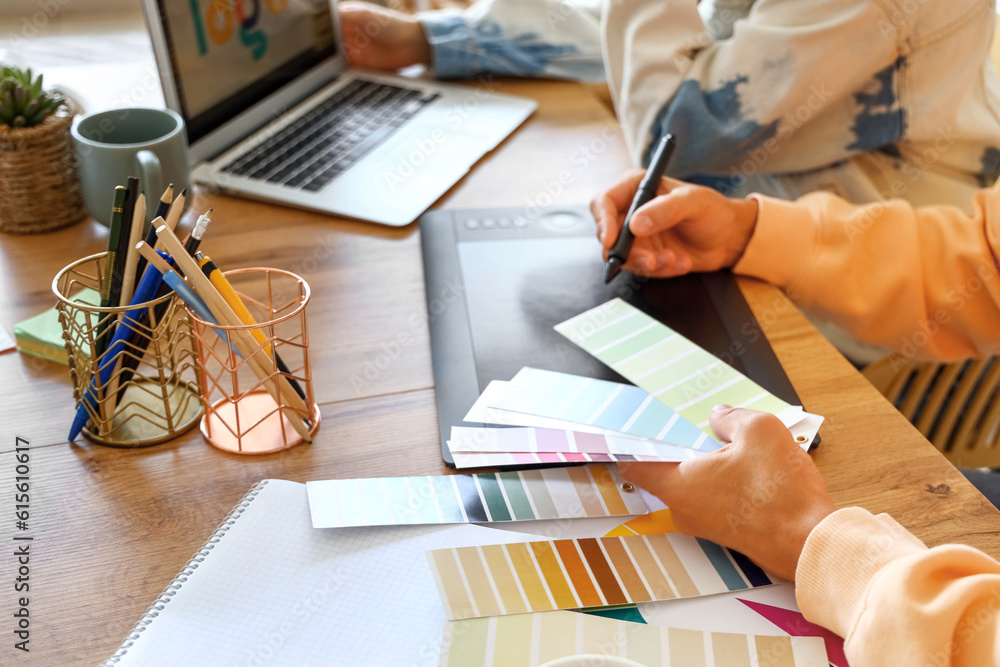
[{"x1": 139, "y1": 0, "x2": 537, "y2": 226}]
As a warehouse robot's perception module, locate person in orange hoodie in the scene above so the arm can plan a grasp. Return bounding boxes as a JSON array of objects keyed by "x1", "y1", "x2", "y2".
[{"x1": 591, "y1": 174, "x2": 1000, "y2": 666}]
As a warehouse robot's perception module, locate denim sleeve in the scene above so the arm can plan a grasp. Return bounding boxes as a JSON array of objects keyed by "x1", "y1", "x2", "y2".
[{"x1": 419, "y1": 0, "x2": 604, "y2": 82}]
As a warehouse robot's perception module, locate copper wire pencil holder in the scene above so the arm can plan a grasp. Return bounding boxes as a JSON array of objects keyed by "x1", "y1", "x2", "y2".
[
  {"x1": 187, "y1": 268, "x2": 320, "y2": 454},
  {"x1": 53, "y1": 253, "x2": 203, "y2": 446}
]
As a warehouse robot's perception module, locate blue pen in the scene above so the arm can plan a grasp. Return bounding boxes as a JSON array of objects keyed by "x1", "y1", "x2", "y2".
[
  {"x1": 68, "y1": 264, "x2": 164, "y2": 441},
  {"x1": 161, "y1": 271, "x2": 238, "y2": 351}
]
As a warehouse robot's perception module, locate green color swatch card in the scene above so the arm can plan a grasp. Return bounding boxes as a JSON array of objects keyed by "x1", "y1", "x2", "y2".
[{"x1": 555, "y1": 298, "x2": 795, "y2": 432}]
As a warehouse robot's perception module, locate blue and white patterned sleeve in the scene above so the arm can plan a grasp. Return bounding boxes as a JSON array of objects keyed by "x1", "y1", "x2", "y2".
[
  {"x1": 419, "y1": 0, "x2": 604, "y2": 82},
  {"x1": 605, "y1": 0, "x2": 903, "y2": 174}
]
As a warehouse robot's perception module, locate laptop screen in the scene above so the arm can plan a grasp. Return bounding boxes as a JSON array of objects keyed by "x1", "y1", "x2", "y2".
[{"x1": 154, "y1": 0, "x2": 339, "y2": 144}]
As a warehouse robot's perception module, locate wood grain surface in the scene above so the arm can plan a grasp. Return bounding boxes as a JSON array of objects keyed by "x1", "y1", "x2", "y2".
[{"x1": 0, "y1": 76, "x2": 997, "y2": 666}]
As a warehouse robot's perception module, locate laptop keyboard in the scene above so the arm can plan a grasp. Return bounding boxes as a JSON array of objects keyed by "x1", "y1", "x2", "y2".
[{"x1": 221, "y1": 79, "x2": 440, "y2": 192}]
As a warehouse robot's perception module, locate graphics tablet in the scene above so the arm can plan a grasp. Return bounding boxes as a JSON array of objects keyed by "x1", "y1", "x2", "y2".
[{"x1": 419, "y1": 205, "x2": 811, "y2": 467}]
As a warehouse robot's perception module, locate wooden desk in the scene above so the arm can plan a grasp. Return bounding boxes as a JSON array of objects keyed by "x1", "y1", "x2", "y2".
[{"x1": 1, "y1": 78, "x2": 998, "y2": 666}]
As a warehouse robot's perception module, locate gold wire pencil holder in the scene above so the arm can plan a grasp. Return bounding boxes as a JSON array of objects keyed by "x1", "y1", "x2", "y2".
[
  {"x1": 53, "y1": 252, "x2": 203, "y2": 446},
  {"x1": 188, "y1": 268, "x2": 320, "y2": 455}
]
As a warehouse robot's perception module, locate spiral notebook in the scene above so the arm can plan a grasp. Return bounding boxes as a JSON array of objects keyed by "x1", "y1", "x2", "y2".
[{"x1": 100, "y1": 479, "x2": 539, "y2": 666}]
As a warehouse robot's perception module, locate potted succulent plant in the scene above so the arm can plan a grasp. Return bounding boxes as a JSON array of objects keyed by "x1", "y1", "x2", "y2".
[{"x1": 0, "y1": 65, "x2": 86, "y2": 233}]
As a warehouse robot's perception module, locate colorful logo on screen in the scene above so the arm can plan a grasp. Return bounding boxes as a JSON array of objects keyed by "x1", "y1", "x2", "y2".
[{"x1": 189, "y1": 0, "x2": 288, "y2": 61}]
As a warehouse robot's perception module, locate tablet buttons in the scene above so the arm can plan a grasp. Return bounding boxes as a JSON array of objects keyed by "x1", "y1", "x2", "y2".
[
  {"x1": 464, "y1": 216, "x2": 528, "y2": 231},
  {"x1": 539, "y1": 210, "x2": 584, "y2": 232}
]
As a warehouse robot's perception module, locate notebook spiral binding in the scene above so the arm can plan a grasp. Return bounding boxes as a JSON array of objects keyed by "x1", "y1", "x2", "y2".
[{"x1": 99, "y1": 480, "x2": 270, "y2": 665}]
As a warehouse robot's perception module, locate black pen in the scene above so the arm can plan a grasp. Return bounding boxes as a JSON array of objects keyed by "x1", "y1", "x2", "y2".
[{"x1": 604, "y1": 133, "x2": 677, "y2": 284}]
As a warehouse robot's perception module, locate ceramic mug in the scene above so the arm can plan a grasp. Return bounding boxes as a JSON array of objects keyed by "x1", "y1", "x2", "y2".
[{"x1": 71, "y1": 107, "x2": 189, "y2": 226}]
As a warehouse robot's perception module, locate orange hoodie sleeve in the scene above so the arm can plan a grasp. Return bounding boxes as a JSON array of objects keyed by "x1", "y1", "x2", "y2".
[
  {"x1": 796, "y1": 508, "x2": 1000, "y2": 666},
  {"x1": 734, "y1": 183, "x2": 1000, "y2": 361}
]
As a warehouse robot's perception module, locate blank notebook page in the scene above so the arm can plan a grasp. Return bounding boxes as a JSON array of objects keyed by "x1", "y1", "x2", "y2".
[{"x1": 107, "y1": 479, "x2": 533, "y2": 666}]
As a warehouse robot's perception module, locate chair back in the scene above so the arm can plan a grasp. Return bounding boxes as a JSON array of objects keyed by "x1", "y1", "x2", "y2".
[{"x1": 863, "y1": 355, "x2": 1000, "y2": 467}]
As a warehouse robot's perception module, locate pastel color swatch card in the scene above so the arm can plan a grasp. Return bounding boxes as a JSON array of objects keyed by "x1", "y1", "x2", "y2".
[
  {"x1": 306, "y1": 465, "x2": 649, "y2": 529},
  {"x1": 489, "y1": 368, "x2": 724, "y2": 451},
  {"x1": 464, "y1": 380, "x2": 615, "y2": 434},
  {"x1": 447, "y1": 426, "x2": 702, "y2": 469},
  {"x1": 555, "y1": 299, "x2": 793, "y2": 431},
  {"x1": 440, "y1": 611, "x2": 830, "y2": 667},
  {"x1": 426, "y1": 533, "x2": 775, "y2": 620},
  {"x1": 448, "y1": 449, "x2": 698, "y2": 469},
  {"x1": 449, "y1": 426, "x2": 698, "y2": 458}
]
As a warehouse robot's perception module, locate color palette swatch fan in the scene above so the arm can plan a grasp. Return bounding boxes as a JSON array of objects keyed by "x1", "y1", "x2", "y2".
[{"x1": 445, "y1": 299, "x2": 823, "y2": 468}]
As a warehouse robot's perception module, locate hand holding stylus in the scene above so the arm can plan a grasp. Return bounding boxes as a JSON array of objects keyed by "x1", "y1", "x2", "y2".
[{"x1": 593, "y1": 170, "x2": 759, "y2": 279}]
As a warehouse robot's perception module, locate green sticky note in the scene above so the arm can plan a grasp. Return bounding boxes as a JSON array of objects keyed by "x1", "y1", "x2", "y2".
[{"x1": 15, "y1": 288, "x2": 100, "y2": 365}]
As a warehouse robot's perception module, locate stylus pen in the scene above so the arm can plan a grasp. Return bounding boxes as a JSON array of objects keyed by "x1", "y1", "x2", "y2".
[{"x1": 604, "y1": 133, "x2": 677, "y2": 284}]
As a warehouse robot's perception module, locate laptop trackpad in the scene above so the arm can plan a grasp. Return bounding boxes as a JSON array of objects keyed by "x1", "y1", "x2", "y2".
[{"x1": 327, "y1": 124, "x2": 495, "y2": 224}]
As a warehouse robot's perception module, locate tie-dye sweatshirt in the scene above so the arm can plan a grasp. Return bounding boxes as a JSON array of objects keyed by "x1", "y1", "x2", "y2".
[{"x1": 420, "y1": 0, "x2": 1000, "y2": 210}]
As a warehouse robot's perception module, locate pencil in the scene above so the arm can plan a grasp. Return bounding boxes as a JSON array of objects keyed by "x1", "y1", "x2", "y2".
[
  {"x1": 106, "y1": 190, "x2": 148, "y2": 403},
  {"x1": 137, "y1": 243, "x2": 229, "y2": 344},
  {"x1": 164, "y1": 187, "x2": 186, "y2": 232},
  {"x1": 153, "y1": 224, "x2": 314, "y2": 443},
  {"x1": 135, "y1": 184, "x2": 173, "y2": 283},
  {"x1": 195, "y1": 251, "x2": 307, "y2": 401},
  {"x1": 119, "y1": 192, "x2": 146, "y2": 306},
  {"x1": 110, "y1": 201, "x2": 200, "y2": 408}
]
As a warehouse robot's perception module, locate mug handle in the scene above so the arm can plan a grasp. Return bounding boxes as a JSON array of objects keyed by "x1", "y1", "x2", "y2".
[{"x1": 135, "y1": 150, "x2": 163, "y2": 217}]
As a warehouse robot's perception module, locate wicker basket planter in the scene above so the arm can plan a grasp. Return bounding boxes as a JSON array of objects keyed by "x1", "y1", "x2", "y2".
[{"x1": 0, "y1": 99, "x2": 86, "y2": 234}]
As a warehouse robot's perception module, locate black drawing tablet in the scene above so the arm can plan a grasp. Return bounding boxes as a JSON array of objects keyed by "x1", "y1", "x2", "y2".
[{"x1": 419, "y1": 205, "x2": 810, "y2": 467}]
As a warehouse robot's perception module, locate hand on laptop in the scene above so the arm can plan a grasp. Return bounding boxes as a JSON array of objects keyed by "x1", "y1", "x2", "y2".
[
  {"x1": 591, "y1": 171, "x2": 759, "y2": 277},
  {"x1": 340, "y1": 2, "x2": 432, "y2": 71},
  {"x1": 617, "y1": 406, "x2": 836, "y2": 582}
]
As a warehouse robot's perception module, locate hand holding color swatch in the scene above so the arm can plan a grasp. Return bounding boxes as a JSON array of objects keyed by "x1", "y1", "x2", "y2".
[{"x1": 555, "y1": 299, "x2": 822, "y2": 443}]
